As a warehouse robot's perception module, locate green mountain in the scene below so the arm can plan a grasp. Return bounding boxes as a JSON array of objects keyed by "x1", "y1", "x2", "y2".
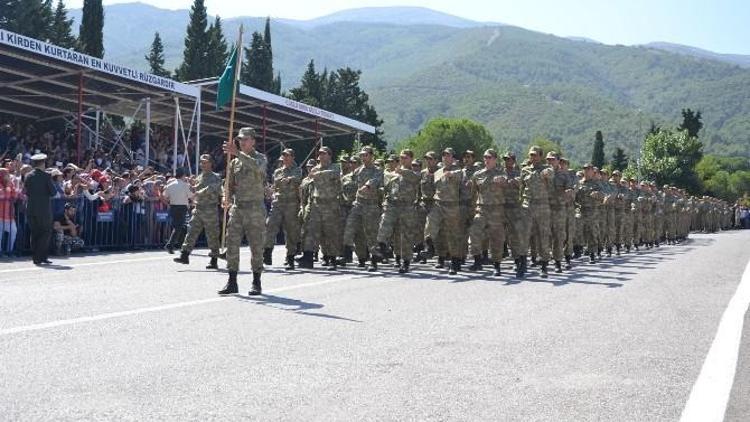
[{"x1": 65, "y1": 3, "x2": 750, "y2": 163}]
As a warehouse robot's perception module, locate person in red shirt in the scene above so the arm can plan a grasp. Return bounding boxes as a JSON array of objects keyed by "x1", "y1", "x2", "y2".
[{"x1": 0, "y1": 167, "x2": 19, "y2": 257}]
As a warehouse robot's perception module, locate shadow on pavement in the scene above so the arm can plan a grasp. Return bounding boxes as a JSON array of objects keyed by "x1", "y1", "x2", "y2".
[{"x1": 235, "y1": 293, "x2": 362, "y2": 323}]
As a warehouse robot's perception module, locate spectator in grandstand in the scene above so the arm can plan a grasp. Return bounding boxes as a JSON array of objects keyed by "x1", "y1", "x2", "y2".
[
  {"x1": 53, "y1": 202, "x2": 84, "y2": 256},
  {"x1": 161, "y1": 167, "x2": 192, "y2": 254},
  {"x1": 0, "y1": 167, "x2": 19, "y2": 257}
]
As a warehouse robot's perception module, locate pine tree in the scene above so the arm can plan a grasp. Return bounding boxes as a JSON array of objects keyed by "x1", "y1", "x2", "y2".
[
  {"x1": 272, "y1": 72, "x2": 282, "y2": 95},
  {"x1": 49, "y1": 0, "x2": 76, "y2": 48},
  {"x1": 7, "y1": 0, "x2": 53, "y2": 39},
  {"x1": 0, "y1": 0, "x2": 19, "y2": 29},
  {"x1": 241, "y1": 31, "x2": 274, "y2": 92},
  {"x1": 611, "y1": 147, "x2": 628, "y2": 171},
  {"x1": 175, "y1": 0, "x2": 209, "y2": 81},
  {"x1": 145, "y1": 32, "x2": 170, "y2": 77},
  {"x1": 39, "y1": 0, "x2": 54, "y2": 40},
  {"x1": 289, "y1": 60, "x2": 323, "y2": 106},
  {"x1": 205, "y1": 16, "x2": 229, "y2": 76},
  {"x1": 679, "y1": 108, "x2": 703, "y2": 138},
  {"x1": 78, "y1": 0, "x2": 104, "y2": 58},
  {"x1": 592, "y1": 130, "x2": 606, "y2": 168}
]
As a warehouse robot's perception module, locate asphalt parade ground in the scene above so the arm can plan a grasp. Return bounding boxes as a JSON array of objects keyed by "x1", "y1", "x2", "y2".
[{"x1": 1, "y1": 230, "x2": 749, "y2": 421}]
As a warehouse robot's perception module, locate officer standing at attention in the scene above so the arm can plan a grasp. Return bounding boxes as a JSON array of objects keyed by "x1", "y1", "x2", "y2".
[
  {"x1": 218, "y1": 127, "x2": 268, "y2": 296},
  {"x1": 173, "y1": 154, "x2": 222, "y2": 269},
  {"x1": 24, "y1": 153, "x2": 55, "y2": 265}
]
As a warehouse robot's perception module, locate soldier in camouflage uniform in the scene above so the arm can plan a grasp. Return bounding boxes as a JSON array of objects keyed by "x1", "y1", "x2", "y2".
[
  {"x1": 417, "y1": 152, "x2": 439, "y2": 264},
  {"x1": 298, "y1": 146, "x2": 342, "y2": 269},
  {"x1": 173, "y1": 154, "x2": 222, "y2": 269},
  {"x1": 263, "y1": 148, "x2": 303, "y2": 270},
  {"x1": 521, "y1": 146, "x2": 554, "y2": 277},
  {"x1": 343, "y1": 146, "x2": 384, "y2": 271},
  {"x1": 598, "y1": 169, "x2": 616, "y2": 257},
  {"x1": 467, "y1": 149, "x2": 507, "y2": 276},
  {"x1": 546, "y1": 151, "x2": 571, "y2": 273},
  {"x1": 576, "y1": 163, "x2": 603, "y2": 263},
  {"x1": 460, "y1": 150, "x2": 477, "y2": 262},
  {"x1": 425, "y1": 148, "x2": 465, "y2": 275},
  {"x1": 503, "y1": 152, "x2": 529, "y2": 278},
  {"x1": 339, "y1": 156, "x2": 359, "y2": 263},
  {"x1": 374, "y1": 149, "x2": 421, "y2": 273},
  {"x1": 609, "y1": 170, "x2": 626, "y2": 255},
  {"x1": 218, "y1": 127, "x2": 268, "y2": 296},
  {"x1": 559, "y1": 157, "x2": 577, "y2": 268}
]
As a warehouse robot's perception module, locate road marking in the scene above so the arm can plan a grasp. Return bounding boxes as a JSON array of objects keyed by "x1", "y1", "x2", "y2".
[
  {"x1": 680, "y1": 258, "x2": 750, "y2": 422},
  {"x1": 0, "y1": 278, "x2": 344, "y2": 337},
  {"x1": 0, "y1": 256, "x2": 166, "y2": 274}
]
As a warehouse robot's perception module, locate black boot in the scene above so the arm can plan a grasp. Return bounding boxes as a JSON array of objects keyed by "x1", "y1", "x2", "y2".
[
  {"x1": 344, "y1": 245, "x2": 354, "y2": 263},
  {"x1": 358, "y1": 257, "x2": 368, "y2": 268},
  {"x1": 449, "y1": 258, "x2": 459, "y2": 275},
  {"x1": 218, "y1": 251, "x2": 227, "y2": 261},
  {"x1": 284, "y1": 255, "x2": 295, "y2": 271},
  {"x1": 469, "y1": 255, "x2": 483, "y2": 271},
  {"x1": 589, "y1": 253, "x2": 596, "y2": 263},
  {"x1": 514, "y1": 257, "x2": 523, "y2": 278},
  {"x1": 493, "y1": 262, "x2": 502, "y2": 277},
  {"x1": 398, "y1": 260, "x2": 410, "y2": 274},
  {"x1": 423, "y1": 237, "x2": 435, "y2": 259},
  {"x1": 321, "y1": 255, "x2": 331, "y2": 267},
  {"x1": 248, "y1": 272, "x2": 262, "y2": 296},
  {"x1": 626, "y1": 244, "x2": 631, "y2": 253},
  {"x1": 173, "y1": 250, "x2": 189, "y2": 264},
  {"x1": 218, "y1": 271, "x2": 238, "y2": 295},
  {"x1": 520, "y1": 256, "x2": 528, "y2": 278},
  {"x1": 206, "y1": 256, "x2": 218, "y2": 270},
  {"x1": 393, "y1": 255, "x2": 401, "y2": 269},
  {"x1": 564, "y1": 255, "x2": 572, "y2": 270},
  {"x1": 263, "y1": 248, "x2": 273, "y2": 266},
  {"x1": 330, "y1": 255, "x2": 338, "y2": 271},
  {"x1": 434, "y1": 257, "x2": 445, "y2": 269},
  {"x1": 313, "y1": 250, "x2": 319, "y2": 262},
  {"x1": 606, "y1": 247, "x2": 612, "y2": 257},
  {"x1": 368, "y1": 256, "x2": 378, "y2": 272},
  {"x1": 554, "y1": 260, "x2": 563, "y2": 273},
  {"x1": 540, "y1": 261, "x2": 549, "y2": 278},
  {"x1": 296, "y1": 251, "x2": 314, "y2": 269},
  {"x1": 615, "y1": 244, "x2": 621, "y2": 256},
  {"x1": 530, "y1": 256, "x2": 539, "y2": 267},
  {"x1": 482, "y1": 250, "x2": 491, "y2": 265}
]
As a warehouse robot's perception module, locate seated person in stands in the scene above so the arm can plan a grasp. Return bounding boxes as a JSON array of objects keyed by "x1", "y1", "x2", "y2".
[{"x1": 53, "y1": 203, "x2": 84, "y2": 255}]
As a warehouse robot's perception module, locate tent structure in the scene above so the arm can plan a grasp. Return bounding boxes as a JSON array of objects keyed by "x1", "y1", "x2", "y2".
[{"x1": 0, "y1": 29, "x2": 375, "y2": 173}]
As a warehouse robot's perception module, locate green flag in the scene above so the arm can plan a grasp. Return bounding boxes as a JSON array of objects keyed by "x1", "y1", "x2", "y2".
[{"x1": 216, "y1": 46, "x2": 238, "y2": 111}]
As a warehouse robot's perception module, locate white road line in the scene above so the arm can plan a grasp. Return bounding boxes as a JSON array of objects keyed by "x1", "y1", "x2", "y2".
[
  {"x1": 0, "y1": 256, "x2": 166, "y2": 274},
  {"x1": 680, "y1": 258, "x2": 750, "y2": 422},
  {"x1": 0, "y1": 278, "x2": 344, "y2": 337}
]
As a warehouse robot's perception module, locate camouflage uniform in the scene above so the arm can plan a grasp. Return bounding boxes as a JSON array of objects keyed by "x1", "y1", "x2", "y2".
[
  {"x1": 468, "y1": 165, "x2": 507, "y2": 262},
  {"x1": 576, "y1": 177, "x2": 602, "y2": 257},
  {"x1": 343, "y1": 161, "x2": 384, "y2": 262},
  {"x1": 549, "y1": 166, "x2": 570, "y2": 264},
  {"x1": 225, "y1": 149, "x2": 268, "y2": 273},
  {"x1": 304, "y1": 161, "x2": 342, "y2": 257},
  {"x1": 264, "y1": 164, "x2": 303, "y2": 257},
  {"x1": 377, "y1": 166, "x2": 421, "y2": 262},
  {"x1": 425, "y1": 161, "x2": 464, "y2": 262},
  {"x1": 504, "y1": 165, "x2": 528, "y2": 259},
  {"x1": 180, "y1": 169, "x2": 222, "y2": 256},
  {"x1": 521, "y1": 160, "x2": 554, "y2": 264}
]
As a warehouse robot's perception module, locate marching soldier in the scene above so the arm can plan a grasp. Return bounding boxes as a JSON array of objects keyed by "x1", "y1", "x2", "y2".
[
  {"x1": 417, "y1": 151, "x2": 439, "y2": 264},
  {"x1": 264, "y1": 148, "x2": 303, "y2": 270},
  {"x1": 502, "y1": 151, "x2": 529, "y2": 278},
  {"x1": 343, "y1": 146, "x2": 384, "y2": 271},
  {"x1": 546, "y1": 151, "x2": 570, "y2": 273},
  {"x1": 219, "y1": 127, "x2": 268, "y2": 296},
  {"x1": 425, "y1": 148, "x2": 465, "y2": 275},
  {"x1": 173, "y1": 154, "x2": 222, "y2": 269},
  {"x1": 559, "y1": 157, "x2": 577, "y2": 268},
  {"x1": 576, "y1": 164, "x2": 603, "y2": 263},
  {"x1": 521, "y1": 146, "x2": 554, "y2": 277},
  {"x1": 467, "y1": 149, "x2": 507, "y2": 276},
  {"x1": 339, "y1": 155, "x2": 360, "y2": 263}
]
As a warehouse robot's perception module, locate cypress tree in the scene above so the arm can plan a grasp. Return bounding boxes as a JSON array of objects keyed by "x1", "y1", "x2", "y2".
[
  {"x1": 49, "y1": 0, "x2": 76, "y2": 48},
  {"x1": 145, "y1": 32, "x2": 170, "y2": 77},
  {"x1": 289, "y1": 60, "x2": 323, "y2": 106},
  {"x1": 78, "y1": 0, "x2": 104, "y2": 58},
  {"x1": 241, "y1": 31, "x2": 273, "y2": 92},
  {"x1": 205, "y1": 16, "x2": 229, "y2": 76},
  {"x1": 8, "y1": 0, "x2": 51, "y2": 39},
  {"x1": 175, "y1": 0, "x2": 209, "y2": 81},
  {"x1": 592, "y1": 130, "x2": 606, "y2": 168},
  {"x1": 263, "y1": 17, "x2": 272, "y2": 60}
]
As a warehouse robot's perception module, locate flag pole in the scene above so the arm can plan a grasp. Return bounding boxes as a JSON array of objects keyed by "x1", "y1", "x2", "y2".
[{"x1": 221, "y1": 25, "x2": 244, "y2": 252}]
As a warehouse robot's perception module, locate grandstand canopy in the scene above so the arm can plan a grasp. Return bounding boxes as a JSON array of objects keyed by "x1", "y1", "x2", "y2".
[{"x1": 190, "y1": 80, "x2": 376, "y2": 146}]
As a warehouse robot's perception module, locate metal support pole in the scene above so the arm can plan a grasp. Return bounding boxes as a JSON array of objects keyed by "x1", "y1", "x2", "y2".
[
  {"x1": 145, "y1": 97, "x2": 151, "y2": 166},
  {"x1": 95, "y1": 108, "x2": 100, "y2": 149},
  {"x1": 77, "y1": 72, "x2": 83, "y2": 165},
  {"x1": 195, "y1": 94, "x2": 201, "y2": 173},
  {"x1": 173, "y1": 97, "x2": 179, "y2": 174},
  {"x1": 262, "y1": 104, "x2": 267, "y2": 152}
]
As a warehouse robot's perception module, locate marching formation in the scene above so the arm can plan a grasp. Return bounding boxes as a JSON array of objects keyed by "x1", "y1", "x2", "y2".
[{"x1": 171, "y1": 128, "x2": 734, "y2": 296}]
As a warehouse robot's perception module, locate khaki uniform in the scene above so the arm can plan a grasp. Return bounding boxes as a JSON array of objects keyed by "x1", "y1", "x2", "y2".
[
  {"x1": 425, "y1": 163, "x2": 464, "y2": 259},
  {"x1": 265, "y1": 165, "x2": 303, "y2": 256},
  {"x1": 504, "y1": 166, "x2": 528, "y2": 258},
  {"x1": 468, "y1": 167, "x2": 506, "y2": 261},
  {"x1": 304, "y1": 163, "x2": 342, "y2": 257},
  {"x1": 343, "y1": 163, "x2": 384, "y2": 260},
  {"x1": 181, "y1": 170, "x2": 222, "y2": 256},
  {"x1": 521, "y1": 162, "x2": 554, "y2": 262},
  {"x1": 377, "y1": 167, "x2": 421, "y2": 259}
]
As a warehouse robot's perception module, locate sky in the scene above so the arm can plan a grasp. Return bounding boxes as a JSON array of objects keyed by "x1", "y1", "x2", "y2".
[{"x1": 63, "y1": 0, "x2": 750, "y2": 55}]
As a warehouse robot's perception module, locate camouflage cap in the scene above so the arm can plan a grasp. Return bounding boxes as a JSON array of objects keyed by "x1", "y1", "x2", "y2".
[
  {"x1": 350, "y1": 156, "x2": 361, "y2": 164},
  {"x1": 375, "y1": 159, "x2": 385, "y2": 167},
  {"x1": 424, "y1": 151, "x2": 438, "y2": 159},
  {"x1": 359, "y1": 146, "x2": 374, "y2": 155},
  {"x1": 628, "y1": 177, "x2": 637, "y2": 182},
  {"x1": 199, "y1": 153, "x2": 213, "y2": 162},
  {"x1": 463, "y1": 150, "x2": 475, "y2": 157},
  {"x1": 442, "y1": 147, "x2": 455, "y2": 157},
  {"x1": 582, "y1": 163, "x2": 594, "y2": 169},
  {"x1": 545, "y1": 151, "x2": 559, "y2": 160},
  {"x1": 483, "y1": 148, "x2": 498, "y2": 158},
  {"x1": 559, "y1": 157, "x2": 569, "y2": 163},
  {"x1": 528, "y1": 146, "x2": 543, "y2": 156},
  {"x1": 385, "y1": 154, "x2": 399, "y2": 163},
  {"x1": 612, "y1": 170, "x2": 622, "y2": 176},
  {"x1": 318, "y1": 146, "x2": 333, "y2": 156},
  {"x1": 339, "y1": 155, "x2": 350, "y2": 163},
  {"x1": 306, "y1": 159, "x2": 317, "y2": 167},
  {"x1": 502, "y1": 151, "x2": 516, "y2": 160},
  {"x1": 236, "y1": 127, "x2": 256, "y2": 139},
  {"x1": 281, "y1": 148, "x2": 295, "y2": 156}
]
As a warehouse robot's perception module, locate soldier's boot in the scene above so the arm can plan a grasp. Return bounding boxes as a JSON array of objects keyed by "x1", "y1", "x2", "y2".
[
  {"x1": 634, "y1": 243, "x2": 639, "y2": 251},
  {"x1": 263, "y1": 248, "x2": 273, "y2": 266},
  {"x1": 564, "y1": 255, "x2": 573, "y2": 270},
  {"x1": 344, "y1": 245, "x2": 354, "y2": 263},
  {"x1": 530, "y1": 256, "x2": 539, "y2": 267},
  {"x1": 573, "y1": 245, "x2": 582, "y2": 259},
  {"x1": 206, "y1": 256, "x2": 218, "y2": 270},
  {"x1": 469, "y1": 255, "x2": 483, "y2": 271},
  {"x1": 321, "y1": 255, "x2": 331, "y2": 267},
  {"x1": 248, "y1": 272, "x2": 262, "y2": 296},
  {"x1": 358, "y1": 256, "x2": 368, "y2": 268},
  {"x1": 597, "y1": 248, "x2": 603, "y2": 258},
  {"x1": 398, "y1": 260, "x2": 410, "y2": 274},
  {"x1": 434, "y1": 257, "x2": 446, "y2": 269},
  {"x1": 514, "y1": 257, "x2": 522, "y2": 278},
  {"x1": 448, "y1": 258, "x2": 460, "y2": 275},
  {"x1": 616, "y1": 244, "x2": 621, "y2": 256},
  {"x1": 554, "y1": 260, "x2": 563, "y2": 273},
  {"x1": 367, "y1": 256, "x2": 379, "y2": 272},
  {"x1": 589, "y1": 252, "x2": 596, "y2": 263},
  {"x1": 540, "y1": 261, "x2": 549, "y2": 278},
  {"x1": 422, "y1": 237, "x2": 435, "y2": 260},
  {"x1": 655, "y1": 240, "x2": 660, "y2": 248},
  {"x1": 503, "y1": 243, "x2": 509, "y2": 258},
  {"x1": 284, "y1": 255, "x2": 295, "y2": 271},
  {"x1": 173, "y1": 250, "x2": 190, "y2": 265},
  {"x1": 626, "y1": 244, "x2": 631, "y2": 253},
  {"x1": 520, "y1": 256, "x2": 528, "y2": 278},
  {"x1": 414, "y1": 243, "x2": 427, "y2": 264},
  {"x1": 313, "y1": 250, "x2": 319, "y2": 262},
  {"x1": 606, "y1": 247, "x2": 612, "y2": 257},
  {"x1": 218, "y1": 251, "x2": 227, "y2": 261},
  {"x1": 393, "y1": 255, "x2": 401, "y2": 269},
  {"x1": 218, "y1": 271, "x2": 238, "y2": 295},
  {"x1": 295, "y1": 242, "x2": 302, "y2": 256},
  {"x1": 384, "y1": 245, "x2": 394, "y2": 263},
  {"x1": 297, "y1": 251, "x2": 314, "y2": 269},
  {"x1": 493, "y1": 262, "x2": 502, "y2": 277}
]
